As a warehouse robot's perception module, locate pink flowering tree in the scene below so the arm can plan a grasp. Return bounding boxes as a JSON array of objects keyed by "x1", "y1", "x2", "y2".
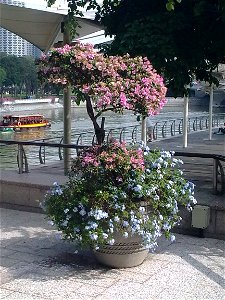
[{"x1": 38, "y1": 42, "x2": 167, "y2": 144}]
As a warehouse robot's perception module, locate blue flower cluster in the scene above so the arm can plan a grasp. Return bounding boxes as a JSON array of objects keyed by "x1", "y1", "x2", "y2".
[{"x1": 43, "y1": 145, "x2": 197, "y2": 252}]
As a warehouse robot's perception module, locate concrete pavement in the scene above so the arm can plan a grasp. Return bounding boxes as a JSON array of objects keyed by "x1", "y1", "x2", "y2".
[{"x1": 0, "y1": 208, "x2": 224, "y2": 300}]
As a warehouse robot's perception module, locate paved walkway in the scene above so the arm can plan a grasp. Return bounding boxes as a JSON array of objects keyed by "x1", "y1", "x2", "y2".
[
  {"x1": 150, "y1": 129, "x2": 225, "y2": 156},
  {"x1": 1, "y1": 208, "x2": 224, "y2": 300}
]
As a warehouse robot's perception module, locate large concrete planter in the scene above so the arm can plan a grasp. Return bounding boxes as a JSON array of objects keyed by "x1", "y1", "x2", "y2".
[{"x1": 94, "y1": 233, "x2": 148, "y2": 268}]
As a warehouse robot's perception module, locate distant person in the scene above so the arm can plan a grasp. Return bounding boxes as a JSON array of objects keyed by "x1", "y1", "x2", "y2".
[
  {"x1": 147, "y1": 118, "x2": 154, "y2": 142},
  {"x1": 215, "y1": 123, "x2": 225, "y2": 135}
]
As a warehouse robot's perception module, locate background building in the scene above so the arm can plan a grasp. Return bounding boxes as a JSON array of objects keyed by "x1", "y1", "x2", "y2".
[{"x1": 0, "y1": 0, "x2": 42, "y2": 57}]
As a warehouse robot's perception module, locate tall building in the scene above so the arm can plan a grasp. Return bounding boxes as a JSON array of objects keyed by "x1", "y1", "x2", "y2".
[{"x1": 0, "y1": 0, "x2": 42, "y2": 57}]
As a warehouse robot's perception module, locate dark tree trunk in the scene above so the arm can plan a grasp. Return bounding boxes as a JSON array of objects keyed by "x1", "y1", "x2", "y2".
[{"x1": 85, "y1": 94, "x2": 105, "y2": 145}]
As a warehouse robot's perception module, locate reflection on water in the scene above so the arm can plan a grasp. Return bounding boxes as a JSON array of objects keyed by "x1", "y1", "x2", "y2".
[{"x1": 0, "y1": 104, "x2": 211, "y2": 170}]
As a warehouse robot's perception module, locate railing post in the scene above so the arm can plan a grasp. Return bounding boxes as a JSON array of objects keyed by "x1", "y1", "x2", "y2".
[
  {"x1": 18, "y1": 144, "x2": 23, "y2": 174},
  {"x1": 213, "y1": 158, "x2": 218, "y2": 194}
]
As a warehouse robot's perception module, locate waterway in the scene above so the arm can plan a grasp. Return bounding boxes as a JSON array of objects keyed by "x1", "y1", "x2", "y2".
[{"x1": 0, "y1": 103, "x2": 211, "y2": 170}]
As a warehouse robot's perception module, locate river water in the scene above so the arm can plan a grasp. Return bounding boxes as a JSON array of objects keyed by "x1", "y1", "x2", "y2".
[{"x1": 0, "y1": 102, "x2": 210, "y2": 169}]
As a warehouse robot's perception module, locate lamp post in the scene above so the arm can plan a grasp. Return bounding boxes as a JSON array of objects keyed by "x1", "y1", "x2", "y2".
[
  {"x1": 141, "y1": 116, "x2": 147, "y2": 145},
  {"x1": 208, "y1": 84, "x2": 214, "y2": 140},
  {"x1": 183, "y1": 85, "x2": 189, "y2": 148}
]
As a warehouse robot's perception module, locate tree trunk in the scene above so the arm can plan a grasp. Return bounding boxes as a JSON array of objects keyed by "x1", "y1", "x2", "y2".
[{"x1": 85, "y1": 94, "x2": 105, "y2": 145}]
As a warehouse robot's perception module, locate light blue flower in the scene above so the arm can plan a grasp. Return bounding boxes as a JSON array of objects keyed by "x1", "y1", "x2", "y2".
[
  {"x1": 121, "y1": 204, "x2": 126, "y2": 211},
  {"x1": 163, "y1": 222, "x2": 171, "y2": 231},
  {"x1": 170, "y1": 235, "x2": 176, "y2": 242},
  {"x1": 102, "y1": 233, "x2": 108, "y2": 239},
  {"x1": 123, "y1": 221, "x2": 129, "y2": 227},
  {"x1": 139, "y1": 206, "x2": 145, "y2": 213},
  {"x1": 90, "y1": 233, "x2": 98, "y2": 240},
  {"x1": 79, "y1": 209, "x2": 86, "y2": 216},
  {"x1": 66, "y1": 214, "x2": 71, "y2": 220},
  {"x1": 47, "y1": 220, "x2": 54, "y2": 226},
  {"x1": 133, "y1": 185, "x2": 142, "y2": 192},
  {"x1": 108, "y1": 239, "x2": 115, "y2": 245},
  {"x1": 55, "y1": 188, "x2": 63, "y2": 195},
  {"x1": 120, "y1": 192, "x2": 127, "y2": 198},
  {"x1": 154, "y1": 195, "x2": 160, "y2": 201},
  {"x1": 159, "y1": 214, "x2": 163, "y2": 221},
  {"x1": 123, "y1": 232, "x2": 129, "y2": 238},
  {"x1": 64, "y1": 208, "x2": 69, "y2": 214},
  {"x1": 61, "y1": 220, "x2": 68, "y2": 227},
  {"x1": 114, "y1": 216, "x2": 120, "y2": 222},
  {"x1": 55, "y1": 232, "x2": 63, "y2": 240}
]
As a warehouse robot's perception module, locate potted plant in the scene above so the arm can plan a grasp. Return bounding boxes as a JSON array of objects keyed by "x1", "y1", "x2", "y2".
[{"x1": 41, "y1": 141, "x2": 196, "y2": 268}]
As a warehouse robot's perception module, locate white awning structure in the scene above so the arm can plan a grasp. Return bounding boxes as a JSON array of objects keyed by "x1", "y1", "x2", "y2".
[{"x1": 0, "y1": 3, "x2": 102, "y2": 52}]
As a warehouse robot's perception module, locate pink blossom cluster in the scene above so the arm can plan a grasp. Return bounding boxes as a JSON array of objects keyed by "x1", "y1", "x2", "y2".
[
  {"x1": 77, "y1": 142, "x2": 145, "y2": 178},
  {"x1": 38, "y1": 42, "x2": 167, "y2": 116}
]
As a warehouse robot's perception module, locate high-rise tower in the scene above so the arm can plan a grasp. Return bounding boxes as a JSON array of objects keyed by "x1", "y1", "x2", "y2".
[{"x1": 0, "y1": 0, "x2": 42, "y2": 57}]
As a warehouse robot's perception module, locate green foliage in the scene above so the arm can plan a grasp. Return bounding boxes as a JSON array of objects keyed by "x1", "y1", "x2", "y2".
[
  {"x1": 0, "y1": 54, "x2": 39, "y2": 96},
  {"x1": 98, "y1": 0, "x2": 225, "y2": 95},
  {"x1": 45, "y1": 0, "x2": 225, "y2": 96},
  {"x1": 0, "y1": 67, "x2": 6, "y2": 86},
  {"x1": 166, "y1": 0, "x2": 182, "y2": 11}
]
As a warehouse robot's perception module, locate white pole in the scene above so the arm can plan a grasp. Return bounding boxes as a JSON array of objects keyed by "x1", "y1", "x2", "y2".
[
  {"x1": 209, "y1": 84, "x2": 214, "y2": 140},
  {"x1": 183, "y1": 93, "x2": 189, "y2": 148},
  {"x1": 141, "y1": 116, "x2": 147, "y2": 145},
  {"x1": 63, "y1": 19, "x2": 71, "y2": 175}
]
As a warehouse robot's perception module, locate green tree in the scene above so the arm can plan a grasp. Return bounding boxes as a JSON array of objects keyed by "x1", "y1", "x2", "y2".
[
  {"x1": 98, "y1": 0, "x2": 225, "y2": 95},
  {"x1": 46, "y1": 0, "x2": 225, "y2": 95},
  {"x1": 0, "y1": 67, "x2": 6, "y2": 85},
  {"x1": 0, "y1": 67, "x2": 6, "y2": 97},
  {"x1": 0, "y1": 54, "x2": 39, "y2": 97}
]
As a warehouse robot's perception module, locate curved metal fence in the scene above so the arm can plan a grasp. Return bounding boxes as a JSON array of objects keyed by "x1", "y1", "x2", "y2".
[{"x1": 0, "y1": 113, "x2": 225, "y2": 170}]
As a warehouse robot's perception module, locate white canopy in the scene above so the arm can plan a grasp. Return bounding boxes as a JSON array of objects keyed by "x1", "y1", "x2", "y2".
[{"x1": 0, "y1": 3, "x2": 102, "y2": 52}]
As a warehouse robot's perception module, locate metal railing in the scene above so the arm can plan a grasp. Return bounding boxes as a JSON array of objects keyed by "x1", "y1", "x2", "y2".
[
  {"x1": 1, "y1": 113, "x2": 225, "y2": 194},
  {"x1": 28, "y1": 114, "x2": 224, "y2": 154},
  {"x1": 152, "y1": 114, "x2": 225, "y2": 140},
  {"x1": 0, "y1": 139, "x2": 224, "y2": 195},
  {"x1": 174, "y1": 151, "x2": 225, "y2": 195}
]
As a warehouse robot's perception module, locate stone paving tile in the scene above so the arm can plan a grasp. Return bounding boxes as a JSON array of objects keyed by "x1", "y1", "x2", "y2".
[
  {"x1": 0, "y1": 262, "x2": 38, "y2": 285},
  {"x1": 0, "y1": 257, "x2": 21, "y2": 269},
  {"x1": 1, "y1": 291, "x2": 44, "y2": 300},
  {"x1": 2, "y1": 291, "x2": 94, "y2": 300},
  {"x1": 94, "y1": 279, "x2": 163, "y2": 300},
  {"x1": 120, "y1": 257, "x2": 170, "y2": 277},
  {"x1": 0, "y1": 248, "x2": 17, "y2": 258},
  {"x1": 143, "y1": 261, "x2": 225, "y2": 297},
  {"x1": 1, "y1": 208, "x2": 224, "y2": 300},
  {"x1": 6, "y1": 252, "x2": 46, "y2": 264},
  {"x1": 75, "y1": 283, "x2": 107, "y2": 297},
  {"x1": 0, "y1": 288, "x2": 15, "y2": 299},
  {"x1": 175, "y1": 235, "x2": 221, "y2": 246},
  {"x1": 157, "y1": 288, "x2": 223, "y2": 300},
  {"x1": 157, "y1": 275, "x2": 225, "y2": 300},
  {"x1": 1, "y1": 273, "x2": 84, "y2": 299},
  {"x1": 188, "y1": 253, "x2": 225, "y2": 269}
]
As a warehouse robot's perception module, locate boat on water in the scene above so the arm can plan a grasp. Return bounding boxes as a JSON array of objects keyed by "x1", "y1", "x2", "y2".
[{"x1": 0, "y1": 114, "x2": 51, "y2": 132}]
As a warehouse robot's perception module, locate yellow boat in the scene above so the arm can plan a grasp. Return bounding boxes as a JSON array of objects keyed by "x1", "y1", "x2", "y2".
[{"x1": 0, "y1": 114, "x2": 51, "y2": 132}]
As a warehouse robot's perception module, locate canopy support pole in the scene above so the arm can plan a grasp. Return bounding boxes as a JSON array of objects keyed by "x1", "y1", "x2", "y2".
[{"x1": 62, "y1": 20, "x2": 72, "y2": 175}]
